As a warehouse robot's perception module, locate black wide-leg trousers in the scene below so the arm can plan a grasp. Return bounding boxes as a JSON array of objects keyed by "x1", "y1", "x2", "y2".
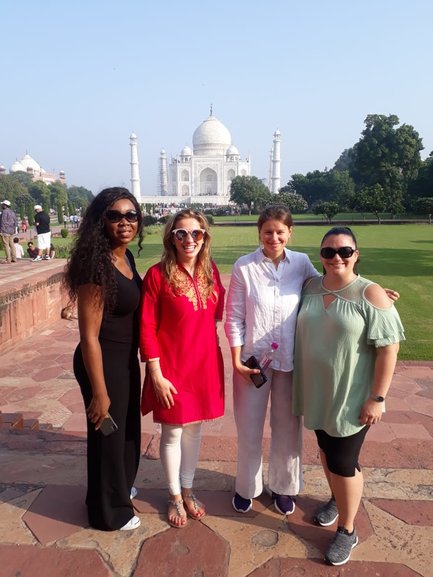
[{"x1": 74, "y1": 341, "x2": 141, "y2": 530}]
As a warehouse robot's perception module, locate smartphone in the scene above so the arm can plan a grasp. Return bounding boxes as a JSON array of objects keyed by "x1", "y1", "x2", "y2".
[
  {"x1": 243, "y1": 355, "x2": 268, "y2": 388},
  {"x1": 99, "y1": 414, "x2": 118, "y2": 436}
]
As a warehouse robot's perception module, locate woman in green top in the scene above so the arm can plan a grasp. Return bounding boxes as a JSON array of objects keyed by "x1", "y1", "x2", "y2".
[{"x1": 293, "y1": 227, "x2": 405, "y2": 566}]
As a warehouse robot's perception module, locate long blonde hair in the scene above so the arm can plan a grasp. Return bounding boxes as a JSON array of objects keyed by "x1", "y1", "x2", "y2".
[{"x1": 161, "y1": 209, "x2": 214, "y2": 297}]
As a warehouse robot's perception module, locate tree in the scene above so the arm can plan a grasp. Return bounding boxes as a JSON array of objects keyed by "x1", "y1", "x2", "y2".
[
  {"x1": 406, "y1": 152, "x2": 433, "y2": 207},
  {"x1": 285, "y1": 169, "x2": 355, "y2": 208},
  {"x1": 349, "y1": 114, "x2": 423, "y2": 213},
  {"x1": 67, "y1": 185, "x2": 93, "y2": 210},
  {"x1": 313, "y1": 201, "x2": 340, "y2": 223},
  {"x1": 49, "y1": 182, "x2": 68, "y2": 210},
  {"x1": 333, "y1": 148, "x2": 352, "y2": 172},
  {"x1": 328, "y1": 170, "x2": 356, "y2": 209},
  {"x1": 287, "y1": 172, "x2": 328, "y2": 206},
  {"x1": 0, "y1": 175, "x2": 28, "y2": 207},
  {"x1": 57, "y1": 200, "x2": 64, "y2": 225},
  {"x1": 230, "y1": 176, "x2": 271, "y2": 214},
  {"x1": 276, "y1": 191, "x2": 308, "y2": 213},
  {"x1": 414, "y1": 197, "x2": 433, "y2": 224},
  {"x1": 351, "y1": 184, "x2": 388, "y2": 223},
  {"x1": 29, "y1": 181, "x2": 50, "y2": 207}
]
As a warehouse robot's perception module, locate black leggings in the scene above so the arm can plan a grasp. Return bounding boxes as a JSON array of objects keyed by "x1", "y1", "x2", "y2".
[{"x1": 315, "y1": 427, "x2": 369, "y2": 477}]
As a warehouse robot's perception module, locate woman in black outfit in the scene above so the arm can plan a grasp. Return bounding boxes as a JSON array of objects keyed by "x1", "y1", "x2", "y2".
[{"x1": 64, "y1": 187, "x2": 144, "y2": 531}]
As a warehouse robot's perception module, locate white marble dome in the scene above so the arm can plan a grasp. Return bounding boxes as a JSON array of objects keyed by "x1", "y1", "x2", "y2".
[
  {"x1": 181, "y1": 145, "x2": 192, "y2": 156},
  {"x1": 19, "y1": 154, "x2": 42, "y2": 172},
  {"x1": 10, "y1": 160, "x2": 26, "y2": 173},
  {"x1": 226, "y1": 144, "x2": 239, "y2": 156},
  {"x1": 193, "y1": 115, "x2": 231, "y2": 156}
]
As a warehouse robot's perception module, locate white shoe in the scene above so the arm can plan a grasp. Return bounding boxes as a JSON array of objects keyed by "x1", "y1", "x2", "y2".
[
  {"x1": 120, "y1": 515, "x2": 141, "y2": 531},
  {"x1": 32, "y1": 256, "x2": 43, "y2": 261},
  {"x1": 130, "y1": 486, "x2": 138, "y2": 499}
]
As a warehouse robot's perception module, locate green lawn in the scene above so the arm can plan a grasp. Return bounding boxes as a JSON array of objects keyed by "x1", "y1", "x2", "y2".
[{"x1": 59, "y1": 224, "x2": 433, "y2": 361}]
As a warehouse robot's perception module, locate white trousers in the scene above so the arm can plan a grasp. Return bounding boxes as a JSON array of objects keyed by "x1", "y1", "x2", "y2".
[
  {"x1": 160, "y1": 423, "x2": 202, "y2": 495},
  {"x1": 233, "y1": 369, "x2": 303, "y2": 498}
]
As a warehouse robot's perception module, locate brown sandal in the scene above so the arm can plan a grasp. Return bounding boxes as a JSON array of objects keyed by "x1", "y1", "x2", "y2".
[
  {"x1": 182, "y1": 492, "x2": 206, "y2": 520},
  {"x1": 167, "y1": 498, "x2": 187, "y2": 528}
]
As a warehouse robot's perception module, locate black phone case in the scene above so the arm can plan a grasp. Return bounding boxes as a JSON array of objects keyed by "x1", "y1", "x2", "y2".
[
  {"x1": 243, "y1": 355, "x2": 268, "y2": 388},
  {"x1": 99, "y1": 415, "x2": 118, "y2": 436}
]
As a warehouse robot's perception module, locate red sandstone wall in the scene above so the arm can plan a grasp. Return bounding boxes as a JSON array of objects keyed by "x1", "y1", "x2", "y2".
[{"x1": 0, "y1": 261, "x2": 68, "y2": 353}]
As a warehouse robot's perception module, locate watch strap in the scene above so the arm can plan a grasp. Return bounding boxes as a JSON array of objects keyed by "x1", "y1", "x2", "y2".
[{"x1": 370, "y1": 393, "x2": 385, "y2": 402}]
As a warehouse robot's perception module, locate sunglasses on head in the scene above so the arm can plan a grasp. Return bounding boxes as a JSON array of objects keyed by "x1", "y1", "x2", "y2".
[
  {"x1": 172, "y1": 228, "x2": 206, "y2": 241},
  {"x1": 320, "y1": 246, "x2": 356, "y2": 259},
  {"x1": 105, "y1": 210, "x2": 139, "y2": 223}
]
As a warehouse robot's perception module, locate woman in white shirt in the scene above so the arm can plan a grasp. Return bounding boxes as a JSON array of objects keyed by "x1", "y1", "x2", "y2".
[{"x1": 224, "y1": 205, "x2": 318, "y2": 515}]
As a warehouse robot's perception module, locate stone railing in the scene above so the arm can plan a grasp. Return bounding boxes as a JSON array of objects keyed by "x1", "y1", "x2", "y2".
[{"x1": 0, "y1": 259, "x2": 68, "y2": 352}]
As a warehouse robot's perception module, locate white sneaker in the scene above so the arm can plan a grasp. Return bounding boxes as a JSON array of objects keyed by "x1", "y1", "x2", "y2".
[
  {"x1": 32, "y1": 256, "x2": 43, "y2": 261},
  {"x1": 130, "y1": 487, "x2": 138, "y2": 499},
  {"x1": 120, "y1": 515, "x2": 141, "y2": 531},
  {"x1": 43, "y1": 255, "x2": 50, "y2": 260}
]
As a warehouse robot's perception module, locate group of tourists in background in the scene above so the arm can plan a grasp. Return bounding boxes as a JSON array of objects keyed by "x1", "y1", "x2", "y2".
[
  {"x1": 0, "y1": 201, "x2": 53, "y2": 263},
  {"x1": 63, "y1": 186, "x2": 405, "y2": 566}
]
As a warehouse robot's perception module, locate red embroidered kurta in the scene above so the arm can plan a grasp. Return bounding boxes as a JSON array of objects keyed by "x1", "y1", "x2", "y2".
[{"x1": 140, "y1": 261, "x2": 225, "y2": 425}]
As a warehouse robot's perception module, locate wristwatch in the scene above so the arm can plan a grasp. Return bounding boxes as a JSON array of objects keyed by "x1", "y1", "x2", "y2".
[{"x1": 370, "y1": 394, "x2": 385, "y2": 402}]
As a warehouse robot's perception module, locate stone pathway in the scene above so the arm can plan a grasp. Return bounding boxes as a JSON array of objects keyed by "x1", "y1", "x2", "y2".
[{"x1": 0, "y1": 275, "x2": 432, "y2": 576}]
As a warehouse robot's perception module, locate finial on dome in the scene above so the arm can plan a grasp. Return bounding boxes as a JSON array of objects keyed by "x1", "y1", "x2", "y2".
[{"x1": 210, "y1": 103, "x2": 213, "y2": 116}]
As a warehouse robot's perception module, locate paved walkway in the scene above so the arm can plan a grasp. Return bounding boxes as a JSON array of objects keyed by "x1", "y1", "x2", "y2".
[{"x1": 0, "y1": 268, "x2": 432, "y2": 576}]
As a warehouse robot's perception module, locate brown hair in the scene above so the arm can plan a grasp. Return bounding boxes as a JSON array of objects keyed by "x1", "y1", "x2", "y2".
[
  {"x1": 257, "y1": 204, "x2": 293, "y2": 231},
  {"x1": 161, "y1": 209, "x2": 214, "y2": 297}
]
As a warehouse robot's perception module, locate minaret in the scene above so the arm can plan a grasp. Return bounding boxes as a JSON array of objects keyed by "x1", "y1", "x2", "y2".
[
  {"x1": 160, "y1": 149, "x2": 168, "y2": 196},
  {"x1": 130, "y1": 132, "x2": 141, "y2": 202},
  {"x1": 270, "y1": 129, "x2": 281, "y2": 194},
  {"x1": 268, "y1": 148, "x2": 273, "y2": 190}
]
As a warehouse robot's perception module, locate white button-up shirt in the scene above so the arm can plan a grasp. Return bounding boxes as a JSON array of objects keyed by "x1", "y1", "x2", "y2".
[{"x1": 224, "y1": 247, "x2": 319, "y2": 372}]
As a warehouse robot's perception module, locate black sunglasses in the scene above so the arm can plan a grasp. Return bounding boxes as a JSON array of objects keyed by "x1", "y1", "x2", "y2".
[
  {"x1": 320, "y1": 246, "x2": 356, "y2": 259},
  {"x1": 172, "y1": 228, "x2": 206, "y2": 241},
  {"x1": 105, "y1": 210, "x2": 139, "y2": 223}
]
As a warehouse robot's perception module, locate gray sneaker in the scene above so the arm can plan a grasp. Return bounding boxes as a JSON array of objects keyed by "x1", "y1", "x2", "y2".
[
  {"x1": 325, "y1": 526, "x2": 358, "y2": 565},
  {"x1": 313, "y1": 497, "x2": 338, "y2": 526}
]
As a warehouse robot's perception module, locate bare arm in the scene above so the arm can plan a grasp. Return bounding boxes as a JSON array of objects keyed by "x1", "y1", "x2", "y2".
[
  {"x1": 359, "y1": 282, "x2": 400, "y2": 425},
  {"x1": 77, "y1": 284, "x2": 110, "y2": 429},
  {"x1": 359, "y1": 343, "x2": 399, "y2": 425}
]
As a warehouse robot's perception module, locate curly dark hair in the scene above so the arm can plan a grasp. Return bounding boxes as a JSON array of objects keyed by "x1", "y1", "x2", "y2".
[{"x1": 63, "y1": 187, "x2": 144, "y2": 311}]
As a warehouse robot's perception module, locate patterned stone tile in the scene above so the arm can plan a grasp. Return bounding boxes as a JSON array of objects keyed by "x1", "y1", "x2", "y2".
[
  {"x1": 135, "y1": 521, "x2": 230, "y2": 577},
  {"x1": 0, "y1": 544, "x2": 112, "y2": 577},
  {"x1": 23, "y1": 485, "x2": 88, "y2": 545}
]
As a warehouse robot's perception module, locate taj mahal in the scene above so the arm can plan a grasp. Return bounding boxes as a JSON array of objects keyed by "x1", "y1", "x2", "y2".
[{"x1": 130, "y1": 110, "x2": 281, "y2": 206}]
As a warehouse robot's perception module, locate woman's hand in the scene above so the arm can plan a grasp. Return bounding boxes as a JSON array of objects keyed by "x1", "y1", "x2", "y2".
[
  {"x1": 234, "y1": 362, "x2": 261, "y2": 383},
  {"x1": 87, "y1": 393, "x2": 111, "y2": 430},
  {"x1": 151, "y1": 372, "x2": 178, "y2": 409},
  {"x1": 359, "y1": 398, "x2": 384, "y2": 426},
  {"x1": 384, "y1": 288, "x2": 400, "y2": 302}
]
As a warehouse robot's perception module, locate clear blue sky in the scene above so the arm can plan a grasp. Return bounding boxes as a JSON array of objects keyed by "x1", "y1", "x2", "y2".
[{"x1": 2, "y1": 0, "x2": 432, "y2": 195}]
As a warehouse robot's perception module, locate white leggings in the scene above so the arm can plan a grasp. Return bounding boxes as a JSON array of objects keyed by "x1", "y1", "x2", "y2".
[{"x1": 160, "y1": 423, "x2": 203, "y2": 495}]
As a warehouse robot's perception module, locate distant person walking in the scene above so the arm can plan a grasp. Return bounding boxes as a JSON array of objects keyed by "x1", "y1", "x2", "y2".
[
  {"x1": 33, "y1": 205, "x2": 51, "y2": 261},
  {"x1": 0, "y1": 200, "x2": 18, "y2": 263}
]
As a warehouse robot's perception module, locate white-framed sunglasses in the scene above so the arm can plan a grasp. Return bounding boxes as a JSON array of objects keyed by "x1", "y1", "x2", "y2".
[{"x1": 172, "y1": 228, "x2": 206, "y2": 241}]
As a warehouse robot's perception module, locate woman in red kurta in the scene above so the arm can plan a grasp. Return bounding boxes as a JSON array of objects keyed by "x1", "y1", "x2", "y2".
[{"x1": 140, "y1": 209, "x2": 225, "y2": 528}]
